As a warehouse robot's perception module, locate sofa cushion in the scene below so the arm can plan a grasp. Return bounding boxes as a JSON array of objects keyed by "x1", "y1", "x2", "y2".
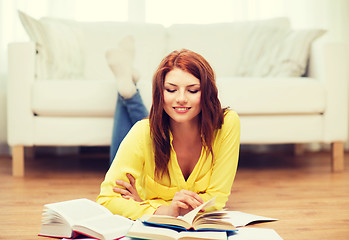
[
  {"x1": 31, "y1": 77, "x2": 325, "y2": 117},
  {"x1": 217, "y1": 77, "x2": 326, "y2": 114},
  {"x1": 31, "y1": 79, "x2": 153, "y2": 117},
  {"x1": 31, "y1": 80, "x2": 118, "y2": 117}
]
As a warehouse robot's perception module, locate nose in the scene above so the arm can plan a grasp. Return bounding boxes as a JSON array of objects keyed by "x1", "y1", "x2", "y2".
[{"x1": 176, "y1": 90, "x2": 188, "y2": 104}]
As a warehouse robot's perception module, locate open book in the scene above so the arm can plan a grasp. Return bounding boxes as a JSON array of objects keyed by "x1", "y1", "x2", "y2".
[
  {"x1": 140, "y1": 197, "x2": 277, "y2": 232},
  {"x1": 39, "y1": 199, "x2": 133, "y2": 240},
  {"x1": 140, "y1": 198, "x2": 235, "y2": 231}
]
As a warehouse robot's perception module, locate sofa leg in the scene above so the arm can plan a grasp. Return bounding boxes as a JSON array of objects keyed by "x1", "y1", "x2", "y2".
[
  {"x1": 12, "y1": 145, "x2": 25, "y2": 177},
  {"x1": 331, "y1": 141, "x2": 344, "y2": 172}
]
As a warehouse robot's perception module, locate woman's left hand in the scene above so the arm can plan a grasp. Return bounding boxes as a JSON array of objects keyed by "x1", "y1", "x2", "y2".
[{"x1": 113, "y1": 173, "x2": 143, "y2": 202}]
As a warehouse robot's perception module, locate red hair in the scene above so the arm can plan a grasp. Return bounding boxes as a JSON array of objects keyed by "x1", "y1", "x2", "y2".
[{"x1": 149, "y1": 49, "x2": 226, "y2": 179}]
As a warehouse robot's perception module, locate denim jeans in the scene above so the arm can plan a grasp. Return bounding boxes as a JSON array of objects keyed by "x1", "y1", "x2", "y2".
[{"x1": 110, "y1": 91, "x2": 148, "y2": 163}]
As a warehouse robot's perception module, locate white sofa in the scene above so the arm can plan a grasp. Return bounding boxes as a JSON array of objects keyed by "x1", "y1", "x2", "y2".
[{"x1": 7, "y1": 13, "x2": 348, "y2": 176}]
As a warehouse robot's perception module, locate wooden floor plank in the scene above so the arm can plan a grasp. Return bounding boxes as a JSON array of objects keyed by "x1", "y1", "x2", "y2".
[{"x1": 0, "y1": 149, "x2": 348, "y2": 240}]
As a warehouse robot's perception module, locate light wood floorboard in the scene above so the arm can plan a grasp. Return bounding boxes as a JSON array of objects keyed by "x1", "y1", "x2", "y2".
[{"x1": 0, "y1": 148, "x2": 348, "y2": 240}]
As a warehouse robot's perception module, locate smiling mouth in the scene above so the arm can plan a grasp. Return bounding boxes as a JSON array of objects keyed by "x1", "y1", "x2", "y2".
[{"x1": 173, "y1": 107, "x2": 191, "y2": 111}]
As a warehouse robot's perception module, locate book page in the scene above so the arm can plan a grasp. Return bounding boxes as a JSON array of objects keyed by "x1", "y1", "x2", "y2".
[
  {"x1": 45, "y1": 199, "x2": 112, "y2": 225},
  {"x1": 222, "y1": 211, "x2": 278, "y2": 227},
  {"x1": 140, "y1": 197, "x2": 217, "y2": 230},
  {"x1": 181, "y1": 197, "x2": 216, "y2": 224},
  {"x1": 73, "y1": 214, "x2": 133, "y2": 240},
  {"x1": 193, "y1": 210, "x2": 228, "y2": 223},
  {"x1": 228, "y1": 227, "x2": 283, "y2": 240},
  {"x1": 128, "y1": 220, "x2": 179, "y2": 240},
  {"x1": 140, "y1": 214, "x2": 190, "y2": 229}
]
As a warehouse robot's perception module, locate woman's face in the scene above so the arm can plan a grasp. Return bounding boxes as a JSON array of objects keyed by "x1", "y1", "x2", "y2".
[{"x1": 163, "y1": 68, "x2": 201, "y2": 125}]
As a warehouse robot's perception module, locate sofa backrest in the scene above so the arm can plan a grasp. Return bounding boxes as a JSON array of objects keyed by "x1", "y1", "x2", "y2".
[
  {"x1": 75, "y1": 21, "x2": 167, "y2": 81},
  {"x1": 166, "y1": 18, "x2": 291, "y2": 78},
  {"x1": 19, "y1": 11, "x2": 325, "y2": 82}
]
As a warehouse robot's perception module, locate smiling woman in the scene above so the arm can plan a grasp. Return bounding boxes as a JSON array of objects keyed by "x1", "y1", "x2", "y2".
[
  {"x1": 97, "y1": 49, "x2": 241, "y2": 220},
  {"x1": 163, "y1": 69, "x2": 202, "y2": 125}
]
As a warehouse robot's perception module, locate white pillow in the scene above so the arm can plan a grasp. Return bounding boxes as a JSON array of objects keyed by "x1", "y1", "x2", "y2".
[
  {"x1": 235, "y1": 24, "x2": 290, "y2": 77},
  {"x1": 267, "y1": 29, "x2": 326, "y2": 77},
  {"x1": 18, "y1": 11, "x2": 84, "y2": 80},
  {"x1": 18, "y1": 11, "x2": 167, "y2": 81},
  {"x1": 236, "y1": 26, "x2": 326, "y2": 77}
]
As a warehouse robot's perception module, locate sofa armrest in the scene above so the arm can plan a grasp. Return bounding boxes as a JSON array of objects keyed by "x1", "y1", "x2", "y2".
[
  {"x1": 7, "y1": 42, "x2": 36, "y2": 146},
  {"x1": 308, "y1": 40, "x2": 349, "y2": 142}
]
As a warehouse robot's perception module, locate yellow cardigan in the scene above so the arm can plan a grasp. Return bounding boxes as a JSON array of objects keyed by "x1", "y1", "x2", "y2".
[{"x1": 97, "y1": 110, "x2": 240, "y2": 220}]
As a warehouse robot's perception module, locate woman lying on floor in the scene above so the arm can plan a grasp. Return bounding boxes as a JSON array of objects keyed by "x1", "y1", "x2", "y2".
[{"x1": 97, "y1": 44, "x2": 240, "y2": 220}]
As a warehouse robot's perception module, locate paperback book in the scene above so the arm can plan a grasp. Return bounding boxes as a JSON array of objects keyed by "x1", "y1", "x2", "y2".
[{"x1": 39, "y1": 198, "x2": 133, "y2": 240}]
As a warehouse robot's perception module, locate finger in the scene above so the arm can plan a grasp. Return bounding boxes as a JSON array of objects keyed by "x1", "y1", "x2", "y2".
[
  {"x1": 113, "y1": 187, "x2": 131, "y2": 196},
  {"x1": 175, "y1": 191, "x2": 203, "y2": 209},
  {"x1": 182, "y1": 190, "x2": 204, "y2": 204},
  {"x1": 126, "y1": 173, "x2": 136, "y2": 187},
  {"x1": 172, "y1": 200, "x2": 189, "y2": 209},
  {"x1": 116, "y1": 180, "x2": 133, "y2": 191},
  {"x1": 181, "y1": 190, "x2": 204, "y2": 206},
  {"x1": 185, "y1": 197, "x2": 202, "y2": 210},
  {"x1": 177, "y1": 190, "x2": 203, "y2": 205},
  {"x1": 122, "y1": 195, "x2": 133, "y2": 200},
  {"x1": 116, "y1": 179, "x2": 127, "y2": 187},
  {"x1": 193, "y1": 194, "x2": 204, "y2": 204},
  {"x1": 116, "y1": 179, "x2": 140, "y2": 200},
  {"x1": 172, "y1": 196, "x2": 196, "y2": 210}
]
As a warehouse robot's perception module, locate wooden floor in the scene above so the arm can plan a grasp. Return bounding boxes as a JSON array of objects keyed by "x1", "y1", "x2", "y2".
[{"x1": 1, "y1": 147, "x2": 349, "y2": 240}]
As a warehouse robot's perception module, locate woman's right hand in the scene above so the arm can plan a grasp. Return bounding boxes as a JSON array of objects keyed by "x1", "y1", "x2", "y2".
[{"x1": 155, "y1": 190, "x2": 204, "y2": 217}]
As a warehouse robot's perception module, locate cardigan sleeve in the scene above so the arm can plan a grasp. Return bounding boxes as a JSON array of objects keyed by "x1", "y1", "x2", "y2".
[
  {"x1": 96, "y1": 120, "x2": 161, "y2": 220},
  {"x1": 198, "y1": 111, "x2": 241, "y2": 210}
]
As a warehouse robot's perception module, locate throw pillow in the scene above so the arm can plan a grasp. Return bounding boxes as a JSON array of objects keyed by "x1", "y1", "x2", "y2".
[
  {"x1": 18, "y1": 11, "x2": 166, "y2": 82},
  {"x1": 236, "y1": 25, "x2": 326, "y2": 77},
  {"x1": 18, "y1": 10, "x2": 84, "y2": 80},
  {"x1": 235, "y1": 25, "x2": 290, "y2": 77},
  {"x1": 266, "y1": 29, "x2": 326, "y2": 77}
]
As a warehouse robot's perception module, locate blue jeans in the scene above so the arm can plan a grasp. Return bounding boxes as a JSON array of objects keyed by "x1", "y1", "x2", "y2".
[{"x1": 110, "y1": 91, "x2": 148, "y2": 163}]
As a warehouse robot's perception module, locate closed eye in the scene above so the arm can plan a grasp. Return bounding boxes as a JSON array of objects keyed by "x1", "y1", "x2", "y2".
[
  {"x1": 188, "y1": 89, "x2": 200, "y2": 93},
  {"x1": 165, "y1": 89, "x2": 176, "y2": 93}
]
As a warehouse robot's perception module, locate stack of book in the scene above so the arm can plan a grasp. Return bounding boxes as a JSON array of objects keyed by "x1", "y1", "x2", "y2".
[{"x1": 39, "y1": 198, "x2": 282, "y2": 240}]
